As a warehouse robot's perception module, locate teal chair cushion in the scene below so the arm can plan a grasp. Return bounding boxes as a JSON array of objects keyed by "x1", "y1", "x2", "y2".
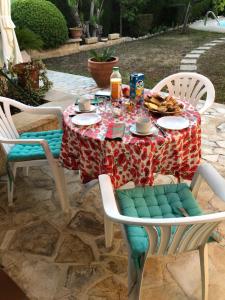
[
  {"x1": 7, "y1": 130, "x2": 63, "y2": 161},
  {"x1": 116, "y1": 183, "x2": 203, "y2": 268}
]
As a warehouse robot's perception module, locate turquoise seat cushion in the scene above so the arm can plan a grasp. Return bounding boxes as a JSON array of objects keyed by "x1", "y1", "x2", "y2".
[
  {"x1": 116, "y1": 183, "x2": 203, "y2": 268},
  {"x1": 7, "y1": 129, "x2": 63, "y2": 161}
]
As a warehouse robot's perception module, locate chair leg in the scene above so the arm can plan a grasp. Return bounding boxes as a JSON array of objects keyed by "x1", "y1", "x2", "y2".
[
  {"x1": 51, "y1": 162, "x2": 70, "y2": 213},
  {"x1": 199, "y1": 244, "x2": 209, "y2": 300},
  {"x1": 23, "y1": 167, "x2": 29, "y2": 177},
  {"x1": 7, "y1": 165, "x2": 17, "y2": 207},
  {"x1": 104, "y1": 215, "x2": 113, "y2": 248},
  {"x1": 128, "y1": 252, "x2": 147, "y2": 300}
]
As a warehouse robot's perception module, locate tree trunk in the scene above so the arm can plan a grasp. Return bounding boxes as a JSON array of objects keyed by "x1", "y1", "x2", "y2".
[
  {"x1": 182, "y1": 1, "x2": 191, "y2": 33},
  {"x1": 120, "y1": 3, "x2": 123, "y2": 36}
]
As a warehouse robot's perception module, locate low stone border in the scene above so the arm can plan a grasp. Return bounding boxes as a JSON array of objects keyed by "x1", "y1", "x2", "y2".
[
  {"x1": 31, "y1": 26, "x2": 182, "y2": 60},
  {"x1": 31, "y1": 37, "x2": 127, "y2": 60},
  {"x1": 180, "y1": 37, "x2": 225, "y2": 71}
]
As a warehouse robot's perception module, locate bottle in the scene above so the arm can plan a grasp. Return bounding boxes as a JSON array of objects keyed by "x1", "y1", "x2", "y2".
[{"x1": 110, "y1": 67, "x2": 122, "y2": 101}]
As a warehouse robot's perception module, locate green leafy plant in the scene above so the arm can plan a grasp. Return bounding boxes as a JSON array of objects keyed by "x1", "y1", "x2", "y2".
[
  {"x1": 15, "y1": 27, "x2": 44, "y2": 51},
  {"x1": 0, "y1": 60, "x2": 52, "y2": 107},
  {"x1": 11, "y1": 0, "x2": 68, "y2": 49},
  {"x1": 47, "y1": 0, "x2": 75, "y2": 28},
  {"x1": 213, "y1": 0, "x2": 225, "y2": 13},
  {"x1": 89, "y1": 47, "x2": 115, "y2": 62},
  {"x1": 67, "y1": 0, "x2": 82, "y2": 27}
]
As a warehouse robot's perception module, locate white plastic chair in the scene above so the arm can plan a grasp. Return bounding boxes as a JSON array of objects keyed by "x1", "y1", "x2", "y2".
[
  {"x1": 99, "y1": 163, "x2": 225, "y2": 300},
  {"x1": 0, "y1": 96, "x2": 70, "y2": 213},
  {"x1": 152, "y1": 72, "x2": 215, "y2": 114}
]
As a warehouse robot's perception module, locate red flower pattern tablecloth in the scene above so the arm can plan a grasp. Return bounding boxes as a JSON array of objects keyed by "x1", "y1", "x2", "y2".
[{"x1": 60, "y1": 102, "x2": 201, "y2": 189}]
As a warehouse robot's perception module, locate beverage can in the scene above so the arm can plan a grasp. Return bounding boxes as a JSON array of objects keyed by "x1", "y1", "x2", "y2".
[{"x1": 130, "y1": 73, "x2": 144, "y2": 105}]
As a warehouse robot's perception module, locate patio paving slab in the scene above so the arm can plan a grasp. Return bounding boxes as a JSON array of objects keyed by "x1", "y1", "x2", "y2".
[{"x1": 0, "y1": 71, "x2": 225, "y2": 299}]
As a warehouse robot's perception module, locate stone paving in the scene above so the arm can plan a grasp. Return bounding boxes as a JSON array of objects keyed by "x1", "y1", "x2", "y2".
[{"x1": 0, "y1": 71, "x2": 225, "y2": 299}]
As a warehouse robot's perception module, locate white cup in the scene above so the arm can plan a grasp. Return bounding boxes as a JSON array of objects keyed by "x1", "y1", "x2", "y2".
[
  {"x1": 136, "y1": 117, "x2": 151, "y2": 133},
  {"x1": 78, "y1": 97, "x2": 91, "y2": 111}
]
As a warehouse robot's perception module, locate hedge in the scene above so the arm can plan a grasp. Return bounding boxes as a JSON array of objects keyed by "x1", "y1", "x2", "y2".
[
  {"x1": 11, "y1": 0, "x2": 68, "y2": 49},
  {"x1": 47, "y1": 0, "x2": 75, "y2": 28}
]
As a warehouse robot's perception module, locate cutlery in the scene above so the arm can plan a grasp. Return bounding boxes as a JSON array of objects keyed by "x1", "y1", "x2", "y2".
[{"x1": 152, "y1": 121, "x2": 167, "y2": 138}]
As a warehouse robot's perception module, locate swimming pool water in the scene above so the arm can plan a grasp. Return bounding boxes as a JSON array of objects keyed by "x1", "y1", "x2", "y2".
[{"x1": 219, "y1": 20, "x2": 225, "y2": 27}]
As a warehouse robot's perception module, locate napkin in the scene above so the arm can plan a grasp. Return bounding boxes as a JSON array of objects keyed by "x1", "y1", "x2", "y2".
[{"x1": 105, "y1": 122, "x2": 125, "y2": 140}]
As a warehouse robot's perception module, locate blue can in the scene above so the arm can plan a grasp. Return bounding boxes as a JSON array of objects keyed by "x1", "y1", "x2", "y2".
[{"x1": 130, "y1": 72, "x2": 144, "y2": 105}]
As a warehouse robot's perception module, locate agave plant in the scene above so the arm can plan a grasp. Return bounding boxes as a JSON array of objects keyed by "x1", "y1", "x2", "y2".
[
  {"x1": 89, "y1": 47, "x2": 115, "y2": 62},
  {"x1": 67, "y1": 0, "x2": 82, "y2": 27}
]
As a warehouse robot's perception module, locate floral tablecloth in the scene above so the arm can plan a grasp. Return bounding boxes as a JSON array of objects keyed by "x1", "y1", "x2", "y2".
[{"x1": 60, "y1": 103, "x2": 201, "y2": 189}]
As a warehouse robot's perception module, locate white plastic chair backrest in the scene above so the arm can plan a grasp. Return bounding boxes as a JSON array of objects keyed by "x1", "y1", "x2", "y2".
[
  {"x1": 0, "y1": 96, "x2": 20, "y2": 154},
  {"x1": 99, "y1": 174, "x2": 225, "y2": 258},
  {"x1": 152, "y1": 72, "x2": 215, "y2": 113},
  {"x1": 144, "y1": 218, "x2": 221, "y2": 257}
]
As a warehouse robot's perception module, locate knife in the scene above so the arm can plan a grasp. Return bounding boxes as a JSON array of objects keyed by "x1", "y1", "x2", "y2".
[{"x1": 152, "y1": 121, "x2": 167, "y2": 138}]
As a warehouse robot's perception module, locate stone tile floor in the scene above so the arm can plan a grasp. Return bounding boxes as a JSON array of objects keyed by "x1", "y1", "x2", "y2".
[{"x1": 0, "y1": 71, "x2": 225, "y2": 299}]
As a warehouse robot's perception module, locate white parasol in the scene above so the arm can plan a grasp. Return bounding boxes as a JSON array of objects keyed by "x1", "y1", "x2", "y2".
[{"x1": 0, "y1": 0, "x2": 23, "y2": 68}]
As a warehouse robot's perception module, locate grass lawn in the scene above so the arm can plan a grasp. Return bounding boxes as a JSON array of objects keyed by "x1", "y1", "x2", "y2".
[{"x1": 44, "y1": 29, "x2": 225, "y2": 104}]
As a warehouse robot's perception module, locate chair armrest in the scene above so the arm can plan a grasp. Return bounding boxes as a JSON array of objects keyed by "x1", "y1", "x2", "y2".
[
  {"x1": 0, "y1": 138, "x2": 45, "y2": 144},
  {"x1": 0, "y1": 138, "x2": 55, "y2": 163},
  {"x1": 191, "y1": 163, "x2": 225, "y2": 202},
  {"x1": 99, "y1": 174, "x2": 225, "y2": 226},
  {"x1": 1, "y1": 97, "x2": 63, "y2": 128}
]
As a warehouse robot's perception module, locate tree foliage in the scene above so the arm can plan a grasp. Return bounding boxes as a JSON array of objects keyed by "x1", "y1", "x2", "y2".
[
  {"x1": 119, "y1": 0, "x2": 145, "y2": 22},
  {"x1": 213, "y1": 0, "x2": 225, "y2": 13}
]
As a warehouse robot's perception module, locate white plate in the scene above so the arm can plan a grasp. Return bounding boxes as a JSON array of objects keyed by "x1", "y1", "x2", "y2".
[
  {"x1": 157, "y1": 116, "x2": 189, "y2": 130},
  {"x1": 71, "y1": 113, "x2": 102, "y2": 126},
  {"x1": 130, "y1": 124, "x2": 158, "y2": 136},
  {"x1": 74, "y1": 105, "x2": 96, "y2": 113}
]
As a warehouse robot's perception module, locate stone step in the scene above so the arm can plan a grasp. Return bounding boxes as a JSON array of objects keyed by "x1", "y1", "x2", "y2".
[
  {"x1": 191, "y1": 50, "x2": 205, "y2": 54},
  {"x1": 204, "y1": 43, "x2": 216, "y2": 46},
  {"x1": 181, "y1": 59, "x2": 197, "y2": 64},
  {"x1": 185, "y1": 53, "x2": 201, "y2": 58},
  {"x1": 212, "y1": 40, "x2": 225, "y2": 43},
  {"x1": 197, "y1": 46, "x2": 211, "y2": 50},
  {"x1": 180, "y1": 64, "x2": 197, "y2": 71}
]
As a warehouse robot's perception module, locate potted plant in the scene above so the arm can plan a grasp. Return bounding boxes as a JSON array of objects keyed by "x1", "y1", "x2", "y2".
[
  {"x1": 67, "y1": 0, "x2": 83, "y2": 39},
  {"x1": 0, "y1": 60, "x2": 52, "y2": 107},
  {"x1": 12, "y1": 60, "x2": 44, "y2": 90},
  {"x1": 88, "y1": 47, "x2": 119, "y2": 88}
]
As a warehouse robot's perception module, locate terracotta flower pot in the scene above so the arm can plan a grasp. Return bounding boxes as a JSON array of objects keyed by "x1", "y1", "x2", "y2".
[
  {"x1": 88, "y1": 57, "x2": 119, "y2": 88},
  {"x1": 69, "y1": 27, "x2": 83, "y2": 39},
  {"x1": 13, "y1": 62, "x2": 40, "y2": 90}
]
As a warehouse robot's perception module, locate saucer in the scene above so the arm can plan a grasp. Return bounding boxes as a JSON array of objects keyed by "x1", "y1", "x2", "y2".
[
  {"x1": 74, "y1": 105, "x2": 96, "y2": 113},
  {"x1": 130, "y1": 124, "x2": 158, "y2": 136}
]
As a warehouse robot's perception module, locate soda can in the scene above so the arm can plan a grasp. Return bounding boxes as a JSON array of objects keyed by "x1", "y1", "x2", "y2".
[{"x1": 130, "y1": 72, "x2": 144, "y2": 105}]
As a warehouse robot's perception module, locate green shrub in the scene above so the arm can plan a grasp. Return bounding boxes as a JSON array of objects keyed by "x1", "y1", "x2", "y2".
[
  {"x1": 47, "y1": 0, "x2": 75, "y2": 27},
  {"x1": 12, "y1": 0, "x2": 68, "y2": 49},
  {"x1": 15, "y1": 28, "x2": 44, "y2": 51}
]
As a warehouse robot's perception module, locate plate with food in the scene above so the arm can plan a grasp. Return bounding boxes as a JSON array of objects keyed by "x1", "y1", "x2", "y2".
[{"x1": 144, "y1": 94, "x2": 184, "y2": 115}]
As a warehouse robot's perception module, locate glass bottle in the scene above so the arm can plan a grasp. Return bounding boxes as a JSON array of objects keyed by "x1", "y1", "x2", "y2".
[{"x1": 110, "y1": 67, "x2": 122, "y2": 101}]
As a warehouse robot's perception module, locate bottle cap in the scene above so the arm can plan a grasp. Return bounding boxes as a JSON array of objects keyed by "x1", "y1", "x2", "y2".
[{"x1": 113, "y1": 67, "x2": 119, "y2": 71}]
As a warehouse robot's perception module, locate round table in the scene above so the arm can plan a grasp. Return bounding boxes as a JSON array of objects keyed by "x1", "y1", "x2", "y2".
[{"x1": 60, "y1": 102, "x2": 201, "y2": 189}]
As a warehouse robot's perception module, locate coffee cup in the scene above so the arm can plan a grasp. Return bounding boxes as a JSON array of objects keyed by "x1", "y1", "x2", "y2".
[
  {"x1": 78, "y1": 97, "x2": 91, "y2": 111},
  {"x1": 136, "y1": 117, "x2": 151, "y2": 133}
]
